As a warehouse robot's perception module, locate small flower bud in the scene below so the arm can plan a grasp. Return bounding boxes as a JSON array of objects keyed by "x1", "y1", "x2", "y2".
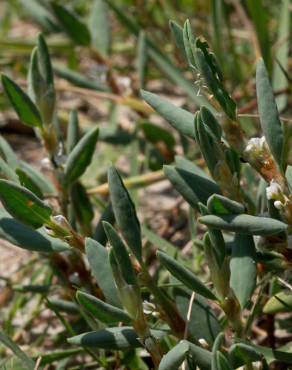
[
  {"x1": 274, "y1": 200, "x2": 285, "y2": 210},
  {"x1": 266, "y1": 181, "x2": 283, "y2": 200}
]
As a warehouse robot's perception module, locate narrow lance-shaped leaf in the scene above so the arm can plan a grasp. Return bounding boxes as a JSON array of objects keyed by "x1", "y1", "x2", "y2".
[
  {"x1": 212, "y1": 332, "x2": 225, "y2": 370},
  {"x1": 54, "y1": 65, "x2": 108, "y2": 92},
  {"x1": 214, "y1": 352, "x2": 233, "y2": 370},
  {"x1": 0, "y1": 180, "x2": 52, "y2": 229},
  {"x1": 68, "y1": 326, "x2": 165, "y2": 350},
  {"x1": 64, "y1": 127, "x2": 99, "y2": 185},
  {"x1": 93, "y1": 202, "x2": 115, "y2": 245},
  {"x1": 1, "y1": 74, "x2": 42, "y2": 128},
  {"x1": 0, "y1": 330, "x2": 35, "y2": 370},
  {"x1": 137, "y1": 31, "x2": 147, "y2": 88},
  {"x1": 229, "y1": 343, "x2": 262, "y2": 368},
  {"x1": 16, "y1": 168, "x2": 43, "y2": 199},
  {"x1": 169, "y1": 20, "x2": 186, "y2": 59},
  {"x1": 256, "y1": 58, "x2": 283, "y2": 165},
  {"x1": 67, "y1": 110, "x2": 80, "y2": 153},
  {"x1": 164, "y1": 165, "x2": 221, "y2": 208},
  {"x1": 0, "y1": 208, "x2": 69, "y2": 253},
  {"x1": 157, "y1": 251, "x2": 217, "y2": 300},
  {"x1": 207, "y1": 194, "x2": 244, "y2": 215},
  {"x1": 199, "y1": 214, "x2": 287, "y2": 236},
  {"x1": 174, "y1": 288, "x2": 220, "y2": 344},
  {"x1": 230, "y1": 234, "x2": 257, "y2": 309},
  {"x1": 108, "y1": 166, "x2": 142, "y2": 261},
  {"x1": 159, "y1": 341, "x2": 189, "y2": 370},
  {"x1": 89, "y1": 0, "x2": 111, "y2": 56},
  {"x1": 0, "y1": 135, "x2": 18, "y2": 169},
  {"x1": 35, "y1": 33, "x2": 55, "y2": 124},
  {"x1": 19, "y1": 161, "x2": 55, "y2": 195},
  {"x1": 263, "y1": 292, "x2": 292, "y2": 314},
  {"x1": 103, "y1": 221, "x2": 137, "y2": 285},
  {"x1": 0, "y1": 158, "x2": 19, "y2": 182},
  {"x1": 188, "y1": 341, "x2": 212, "y2": 370},
  {"x1": 51, "y1": 3, "x2": 91, "y2": 46},
  {"x1": 76, "y1": 291, "x2": 131, "y2": 324},
  {"x1": 272, "y1": 0, "x2": 290, "y2": 111},
  {"x1": 183, "y1": 19, "x2": 197, "y2": 68},
  {"x1": 141, "y1": 90, "x2": 195, "y2": 139},
  {"x1": 85, "y1": 238, "x2": 120, "y2": 307},
  {"x1": 18, "y1": 0, "x2": 60, "y2": 33}
]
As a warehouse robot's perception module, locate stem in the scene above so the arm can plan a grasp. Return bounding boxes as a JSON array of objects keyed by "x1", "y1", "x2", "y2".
[
  {"x1": 87, "y1": 170, "x2": 165, "y2": 196},
  {"x1": 140, "y1": 265, "x2": 186, "y2": 338}
]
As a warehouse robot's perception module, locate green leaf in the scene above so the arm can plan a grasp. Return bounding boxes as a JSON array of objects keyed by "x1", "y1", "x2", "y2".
[
  {"x1": 19, "y1": 161, "x2": 55, "y2": 195},
  {"x1": 140, "y1": 122, "x2": 175, "y2": 150},
  {"x1": 229, "y1": 343, "x2": 262, "y2": 368},
  {"x1": 141, "y1": 90, "x2": 195, "y2": 139},
  {"x1": 157, "y1": 251, "x2": 217, "y2": 300},
  {"x1": 93, "y1": 202, "x2": 115, "y2": 245},
  {"x1": 212, "y1": 333, "x2": 225, "y2": 370},
  {"x1": 1, "y1": 74, "x2": 42, "y2": 128},
  {"x1": 67, "y1": 110, "x2": 80, "y2": 153},
  {"x1": 263, "y1": 292, "x2": 292, "y2": 314},
  {"x1": 108, "y1": 166, "x2": 142, "y2": 261},
  {"x1": 230, "y1": 234, "x2": 257, "y2": 308},
  {"x1": 194, "y1": 47, "x2": 236, "y2": 120},
  {"x1": 89, "y1": 0, "x2": 111, "y2": 56},
  {"x1": 183, "y1": 19, "x2": 197, "y2": 68},
  {"x1": 0, "y1": 158, "x2": 19, "y2": 182},
  {"x1": 246, "y1": 0, "x2": 271, "y2": 71},
  {"x1": 76, "y1": 290, "x2": 131, "y2": 324},
  {"x1": 0, "y1": 180, "x2": 52, "y2": 228},
  {"x1": 214, "y1": 352, "x2": 232, "y2": 370},
  {"x1": 137, "y1": 31, "x2": 147, "y2": 88},
  {"x1": 256, "y1": 58, "x2": 283, "y2": 165},
  {"x1": 159, "y1": 341, "x2": 189, "y2": 370},
  {"x1": 51, "y1": 3, "x2": 91, "y2": 46},
  {"x1": 273, "y1": 0, "x2": 290, "y2": 111},
  {"x1": 54, "y1": 65, "x2": 108, "y2": 92},
  {"x1": 188, "y1": 341, "x2": 212, "y2": 370},
  {"x1": 64, "y1": 127, "x2": 99, "y2": 185},
  {"x1": 194, "y1": 112, "x2": 223, "y2": 175},
  {"x1": 200, "y1": 106, "x2": 222, "y2": 140},
  {"x1": 68, "y1": 327, "x2": 165, "y2": 350},
  {"x1": 18, "y1": 0, "x2": 59, "y2": 33},
  {"x1": 175, "y1": 155, "x2": 209, "y2": 179},
  {"x1": 85, "y1": 237, "x2": 120, "y2": 307},
  {"x1": 164, "y1": 166, "x2": 220, "y2": 208},
  {"x1": 0, "y1": 330, "x2": 35, "y2": 370},
  {"x1": 0, "y1": 135, "x2": 18, "y2": 170},
  {"x1": 199, "y1": 214, "x2": 287, "y2": 235},
  {"x1": 174, "y1": 288, "x2": 220, "y2": 345},
  {"x1": 103, "y1": 221, "x2": 137, "y2": 285},
  {"x1": 207, "y1": 194, "x2": 244, "y2": 215},
  {"x1": 33, "y1": 348, "x2": 83, "y2": 366},
  {"x1": 169, "y1": 20, "x2": 186, "y2": 59},
  {"x1": 70, "y1": 182, "x2": 94, "y2": 232},
  {"x1": 16, "y1": 168, "x2": 43, "y2": 198},
  {"x1": 252, "y1": 343, "x2": 292, "y2": 365},
  {"x1": 28, "y1": 34, "x2": 55, "y2": 125},
  {"x1": 142, "y1": 225, "x2": 177, "y2": 256},
  {"x1": 48, "y1": 299, "x2": 79, "y2": 314},
  {"x1": 0, "y1": 209, "x2": 69, "y2": 252}
]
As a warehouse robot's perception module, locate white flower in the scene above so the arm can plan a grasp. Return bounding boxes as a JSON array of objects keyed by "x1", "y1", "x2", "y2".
[
  {"x1": 266, "y1": 180, "x2": 282, "y2": 200},
  {"x1": 274, "y1": 200, "x2": 285, "y2": 210},
  {"x1": 245, "y1": 136, "x2": 266, "y2": 153}
]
